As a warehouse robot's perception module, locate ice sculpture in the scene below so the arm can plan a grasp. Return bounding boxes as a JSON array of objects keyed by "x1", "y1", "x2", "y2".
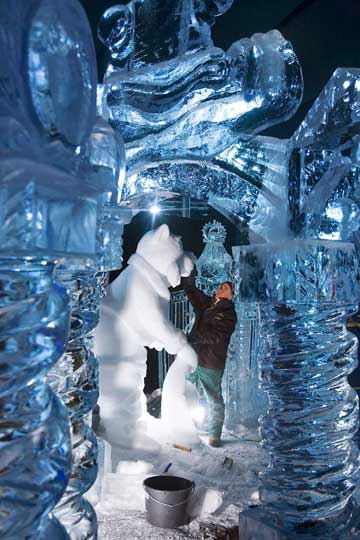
[
  {"x1": 223, "y1": 298, "x2": 267, "y2": 430},
  {"x1": 238, "y1": 70, "x2": 360, "y2": 538},
  {"x1": 238, "y1": 241, "x2": 360, "y2": 539},
  {"x1": 50, "y1": 270, "x2": 101, "y2": 540},
  {"x1": 94, "y1": 225, "x2": 198, "y2": 451},
  {"x1": 98, "y1": 0, "x2": 302, "y2": 213},
  {"x1": 157, "y1": 289, "x2": 192, "y2": 388},
  {"x1": 52, "y1": 112, "x2": 130, "y2": 540},
  {"x1": 95, "y1": 1, "x2": 358, "y2": 536},
  {"x1": 0, "y1": 0, "x2": 106, "y2": 538},
  {"x1": 288, "y1": 69, "x2": 360, "y2": 242},
  {"x1": 196, "y1": 220, "x2": 233, "y2": 294}
]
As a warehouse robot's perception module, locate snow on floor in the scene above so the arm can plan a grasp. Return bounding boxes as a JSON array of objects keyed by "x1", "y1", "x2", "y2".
[{"x1": 94, "y1": 426, "x2": 267, "y2": 540}]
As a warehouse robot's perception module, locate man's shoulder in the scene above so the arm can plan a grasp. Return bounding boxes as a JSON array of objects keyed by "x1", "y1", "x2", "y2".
[
  {"x1": 216, "y1": 298, "x2": 236, "y2": 312},
  {"x1": 221, "y1": 298, "x2": 236, "y2": 307}
]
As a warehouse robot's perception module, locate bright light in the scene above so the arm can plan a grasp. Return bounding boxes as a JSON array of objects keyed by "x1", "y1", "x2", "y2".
[
  {"x1": 150, "y1": 204, "x2": 161, "y2": 215},
  {"x1": 191, "y1": 405, "x2": 206, "y2": 424},
  {"x1": 326, "y1": 205, "x2": 343, "y2": 221},
  {"x1": 250, "y1": 490, "x2": 260, "y2": 504}
]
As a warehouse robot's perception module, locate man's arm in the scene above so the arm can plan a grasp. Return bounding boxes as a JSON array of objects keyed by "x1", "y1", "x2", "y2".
[{"x1": 181, "y1": 270, "x2": 211, "y2": 312}]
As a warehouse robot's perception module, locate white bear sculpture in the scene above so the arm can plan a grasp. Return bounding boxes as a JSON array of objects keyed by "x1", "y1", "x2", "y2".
[{"x1": 94, "y1": 224, "x2": 198, "y2": 451}]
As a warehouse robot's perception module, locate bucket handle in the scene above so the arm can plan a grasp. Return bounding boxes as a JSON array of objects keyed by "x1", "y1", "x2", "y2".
[{"x1": 143, "y1": 481, "x2": 195, "y2": 508}]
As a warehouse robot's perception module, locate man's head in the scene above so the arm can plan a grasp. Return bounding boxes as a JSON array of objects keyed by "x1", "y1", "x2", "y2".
[{"x1": 214, "y1": 281, "x2": 234, "y2": 301}]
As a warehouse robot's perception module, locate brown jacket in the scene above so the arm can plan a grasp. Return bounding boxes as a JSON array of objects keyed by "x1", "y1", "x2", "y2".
[{"x1": 182, "y1": 274, "x2": 237, "y2": 370}]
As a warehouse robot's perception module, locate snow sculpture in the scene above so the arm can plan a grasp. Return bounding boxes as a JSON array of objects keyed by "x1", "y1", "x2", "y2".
[
  {"x1": 95, "y1": 224, "x2": 198, "y2": 450},
  {"x1": 0, "y1": 0, "x2": 108, "y2": 538}
]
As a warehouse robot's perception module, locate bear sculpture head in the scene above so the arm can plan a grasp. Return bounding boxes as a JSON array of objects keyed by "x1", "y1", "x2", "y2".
[{"x1": 136, "y1": 224, "x2": 189, "y2": 288}]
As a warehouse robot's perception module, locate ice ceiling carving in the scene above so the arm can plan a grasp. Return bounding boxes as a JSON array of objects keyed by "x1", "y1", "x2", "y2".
[{"x1": 98, "y1": 0, "x2": 303, "y2": 240}]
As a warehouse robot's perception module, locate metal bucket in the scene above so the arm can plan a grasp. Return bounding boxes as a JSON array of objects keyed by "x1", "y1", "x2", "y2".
[{"x1": 143, "y1": 475, "x2": 195, "y2": 528}]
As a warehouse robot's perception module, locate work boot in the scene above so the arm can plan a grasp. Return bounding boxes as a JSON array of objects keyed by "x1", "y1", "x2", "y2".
[{"x1": 208, "y1": 437, "x2": 221, "y2": 447}]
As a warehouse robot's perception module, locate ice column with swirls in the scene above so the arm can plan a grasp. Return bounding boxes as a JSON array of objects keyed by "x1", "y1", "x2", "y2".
[
  {"x1": 238, "y1": 241, "x2": 360, "y2": 538},
  {"x1": 0, "y1": 260, "x2": 72, "y2": 540},
  {"x1": 238, "y1": 69, "x2": 360, "y2": 539},
  {"x1": 52, "y1": 111, "x2": 130, "y2": 540}
]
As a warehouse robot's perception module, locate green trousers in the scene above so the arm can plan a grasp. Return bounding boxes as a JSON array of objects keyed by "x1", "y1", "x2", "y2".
[{"x1": 188, "y1": 365, "x2": 225, "y2": 439}]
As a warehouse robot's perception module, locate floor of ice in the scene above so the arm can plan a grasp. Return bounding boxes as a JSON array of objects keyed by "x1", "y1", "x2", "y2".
[{"x1": 93, "y1": 425, "x2": 266, "y2": 540}]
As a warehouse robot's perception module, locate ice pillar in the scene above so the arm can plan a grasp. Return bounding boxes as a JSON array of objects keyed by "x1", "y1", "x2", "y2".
[
  {"x1": 0, "y1": 0, "x2": 104, "y2": 536},
  {"x1": 238, "y1": 240, "x2": 360, "y2": 539},
  {"x1": 52, "y1": 207, "x2": 131, "y2": 538},
  {"x1": 0, "y1": 259, "x2": 72, "y2": 540}
]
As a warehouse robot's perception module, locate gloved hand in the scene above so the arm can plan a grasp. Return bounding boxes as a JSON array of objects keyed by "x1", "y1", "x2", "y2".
[{"x1": 176, "y1": 342, "x2": 198, "y2": 370}]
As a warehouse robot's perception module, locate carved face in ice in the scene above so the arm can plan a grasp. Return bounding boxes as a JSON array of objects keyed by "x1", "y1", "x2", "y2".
[{"x1": 136, "y1": 224, "x2": 184, "y2": 287}]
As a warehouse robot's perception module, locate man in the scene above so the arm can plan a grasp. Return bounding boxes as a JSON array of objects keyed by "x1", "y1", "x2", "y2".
[{"x1": 182, "y1": 270, "x2": 237, "y2": 447}]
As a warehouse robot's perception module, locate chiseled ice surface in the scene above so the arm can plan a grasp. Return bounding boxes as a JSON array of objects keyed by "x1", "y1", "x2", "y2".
[
  {"x1": 0, "y1": 260, "x2": 72, "y2": 540},
  {"x1": 51, "y1": 269, "x2": 100, "y2": 540},
  {"x1": 98, "y1": 0, "x2": 302, "y2": 243},
  {"x1": 291, "y1": 69, "x2": 360, "y2": 151},
  {"x1": 105, "y1": 27, "x2": 302, "y2": 174},
  {"x1": 0, "y1": 0, "x2": 101, "y2": 258},
  {"x1": 236, "y1": 241, "x2": 360, "y2": 529},
  {"x1": 288, "y1": 69, "x2": 360, "y2": 241},
  {"x1": 0, "y1": 1, "x2": 130, "y2": 539},
  {"x1": 0, "y1": 0, "x2": 129, "y2": 264},
  {"x1": 0, "y1": 1, "x2": 102, "y2": 538},
  {"x1": 224, "y1": 302, "x2": 267, "y2": 431},
  {"x1": 122, "y1": 136, "x2": 289, "y2": 242},
  {"x1": 86, "y1": 114, "x2": 131, "y2": 270},
  {"x1": 196, "y1": 220, "x2": 233, "y2": 294},
  {"x1": 98, "y1": 0, "x2": 234, "y2": 71}
]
